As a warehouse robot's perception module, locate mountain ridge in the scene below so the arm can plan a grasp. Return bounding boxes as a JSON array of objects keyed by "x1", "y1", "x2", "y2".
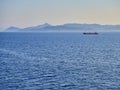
[{"x1": 4, "y1": 23, "x2": 120, "y2": 32}]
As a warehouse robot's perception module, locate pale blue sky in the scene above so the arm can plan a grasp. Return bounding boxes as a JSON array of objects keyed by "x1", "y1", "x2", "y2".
[{"x1": 0, "y1": 0, "x2": 120, "y2": 28}]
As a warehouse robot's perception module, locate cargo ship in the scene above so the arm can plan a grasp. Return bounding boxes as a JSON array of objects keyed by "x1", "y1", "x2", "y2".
[{"x1": 83, "y1": 32, "x2": 98, "y2": 35}]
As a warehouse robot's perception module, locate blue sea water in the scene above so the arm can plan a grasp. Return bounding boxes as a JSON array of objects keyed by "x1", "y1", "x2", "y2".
[{"x1": 0, "y1": 32, "x2": 120, "y2": 90}]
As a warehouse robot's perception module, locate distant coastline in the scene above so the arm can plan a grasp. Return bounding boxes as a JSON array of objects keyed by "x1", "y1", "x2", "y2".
[{"x1": 1, "y1": 23, "x2": 120, "y2": 32}]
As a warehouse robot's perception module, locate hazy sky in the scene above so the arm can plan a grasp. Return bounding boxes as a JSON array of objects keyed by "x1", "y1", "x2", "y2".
[{"x1": 0, "y1": 0, "x2": 120, "y2": 28}]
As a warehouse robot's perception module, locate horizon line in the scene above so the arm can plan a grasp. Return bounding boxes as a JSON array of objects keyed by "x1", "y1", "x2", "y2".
[{"x1": 1, "y1": 23, "x2": 120, "y2": 29}]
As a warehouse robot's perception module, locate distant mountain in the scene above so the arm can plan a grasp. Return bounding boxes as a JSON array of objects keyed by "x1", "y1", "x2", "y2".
[
  {"x1": 5, "y1": 26, "x2": 21, "y2": 32},
  {"x1": 22, "y1": 23, "x2": 51, "y2": 31},
  {"x1": 5, "y1": 23, "x2": 120, "y2": 32}
]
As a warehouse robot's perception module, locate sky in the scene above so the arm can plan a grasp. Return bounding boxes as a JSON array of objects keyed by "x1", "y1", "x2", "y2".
[{"x1": 0, "y1": 0, "x2": 120, "y2": 28}]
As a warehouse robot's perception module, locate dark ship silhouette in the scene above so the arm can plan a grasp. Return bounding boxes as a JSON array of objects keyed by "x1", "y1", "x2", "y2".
[{"x1": 83, "y1": 32, "x2": 98, "y2": 35}]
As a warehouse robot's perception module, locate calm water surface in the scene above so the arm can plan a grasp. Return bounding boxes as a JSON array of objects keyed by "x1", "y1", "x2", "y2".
[{"x1": 0, "y1": 32, "x2": 120, "y2": 90}]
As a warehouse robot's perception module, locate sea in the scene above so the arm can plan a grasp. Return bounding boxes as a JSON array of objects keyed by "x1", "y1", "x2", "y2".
[{"x1": 0, "y1": 32, "x2": 120, "y2": 90}]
